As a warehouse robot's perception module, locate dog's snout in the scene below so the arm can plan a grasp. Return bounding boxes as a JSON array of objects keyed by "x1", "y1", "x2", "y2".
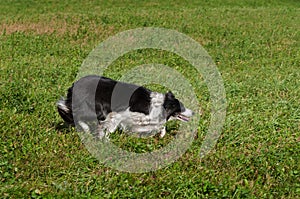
[{"x1": 182, "y1": 108, "x2": 193, "y2": 117}]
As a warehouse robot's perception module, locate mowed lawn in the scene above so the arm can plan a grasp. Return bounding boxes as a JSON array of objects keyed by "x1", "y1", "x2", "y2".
[{"x1": 0, "y1": 0, "x2": 299, "y2": 198}]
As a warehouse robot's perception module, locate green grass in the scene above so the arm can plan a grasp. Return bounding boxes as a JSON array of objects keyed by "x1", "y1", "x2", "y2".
[{"x1": 1, "y1": 0, "x2": 299, "y2": 198}]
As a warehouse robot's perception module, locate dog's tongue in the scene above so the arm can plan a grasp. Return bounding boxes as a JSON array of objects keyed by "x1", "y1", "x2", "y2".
[{"x1": 177, "y1": 114, "x2": 190, "y2": 122}]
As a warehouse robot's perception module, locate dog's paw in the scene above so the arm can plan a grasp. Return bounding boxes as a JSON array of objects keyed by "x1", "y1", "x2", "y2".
[
  {"x1": 97, "y1": 129, "x2": 105, "y2": 139},
  {"x1": 96, "y1": 124, "x2": 110, "y2": 141},
  {"x1": 159, "y1": 127, "x2": 166, "y2": 138}
]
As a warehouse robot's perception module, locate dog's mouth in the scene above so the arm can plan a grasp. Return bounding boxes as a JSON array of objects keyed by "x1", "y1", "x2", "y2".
[
  {"x1": 175, "y1": 113, "x2": 191, "y2": 122},
  {"x1": 174, "y1": 108, "x2": 193, "y2": 122}
]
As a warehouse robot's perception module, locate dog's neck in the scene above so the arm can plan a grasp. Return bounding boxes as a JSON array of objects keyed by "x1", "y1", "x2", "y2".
[{"x1": 149, "y1": 92, "x2": 166, "y2": 121}]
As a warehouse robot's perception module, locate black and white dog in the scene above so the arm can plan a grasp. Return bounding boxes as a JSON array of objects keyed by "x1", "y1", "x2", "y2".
[{"x1": 57, "y1": 75, "x2": 193, "y2": 139}]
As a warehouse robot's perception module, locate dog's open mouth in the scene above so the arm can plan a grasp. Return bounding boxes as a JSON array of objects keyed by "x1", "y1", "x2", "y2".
[
  {"x1": 176, "y1": 113, "x2": 190, "y2": 122},
  {"x1": 175, "y1": 108, "x2": 193, "y2": 122}
]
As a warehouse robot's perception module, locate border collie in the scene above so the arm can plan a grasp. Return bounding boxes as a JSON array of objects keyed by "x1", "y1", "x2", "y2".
[{"x1": 57, "y1": 75, "x2": 193, "y2": 139}]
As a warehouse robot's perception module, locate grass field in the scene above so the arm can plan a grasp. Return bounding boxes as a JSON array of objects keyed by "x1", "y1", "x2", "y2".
[{"x1": 1, "y1": 0, "x2": 299, "y2": 198}]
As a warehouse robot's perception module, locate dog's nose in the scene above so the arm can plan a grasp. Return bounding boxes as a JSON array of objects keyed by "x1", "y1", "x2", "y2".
[{"x1": 190, "y1": 110, "x2": 194, "y2": 116}]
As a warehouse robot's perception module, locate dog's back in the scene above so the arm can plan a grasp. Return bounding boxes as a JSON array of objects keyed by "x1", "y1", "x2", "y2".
[{"x1": 57, "y1": 75, "x2": 152, "y2": 125}]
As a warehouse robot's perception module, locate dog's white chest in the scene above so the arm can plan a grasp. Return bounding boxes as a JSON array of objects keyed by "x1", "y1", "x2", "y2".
[
  {"x1": 118, "y1": 92, "x2": 166, "y2": 134},
  {"x1": 119, "y1": 108, "x2": 166, "y2": 134},
  {"x1": 94, "y1": 92, "x2": 168, "y2": 138}
]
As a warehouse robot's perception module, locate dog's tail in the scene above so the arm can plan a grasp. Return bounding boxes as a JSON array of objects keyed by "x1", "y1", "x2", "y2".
[{"x1": 57, "y1": 87, "x2": 74, "y2": 125}]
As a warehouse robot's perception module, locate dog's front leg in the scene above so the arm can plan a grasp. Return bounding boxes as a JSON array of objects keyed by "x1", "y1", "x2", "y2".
[
  {"x1": 97, "y1": 122, "x2": 107, "y2": 140},
  {"x1": 159, "y1": 126, "x2": 166, "y2": 138},
  {"x1": 97, "y1": 112, "x2": 122, "y2": 140}
]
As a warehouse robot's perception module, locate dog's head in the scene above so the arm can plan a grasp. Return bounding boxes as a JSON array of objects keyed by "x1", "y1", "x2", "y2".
[{"x1": 163, "y1": 91, "x2": 193, "y2": 122}]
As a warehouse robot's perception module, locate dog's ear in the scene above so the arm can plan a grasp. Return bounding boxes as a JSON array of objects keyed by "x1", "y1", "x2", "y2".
[{"x1": 165, "y1": 91, "x2": 175, "y2": 99}]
